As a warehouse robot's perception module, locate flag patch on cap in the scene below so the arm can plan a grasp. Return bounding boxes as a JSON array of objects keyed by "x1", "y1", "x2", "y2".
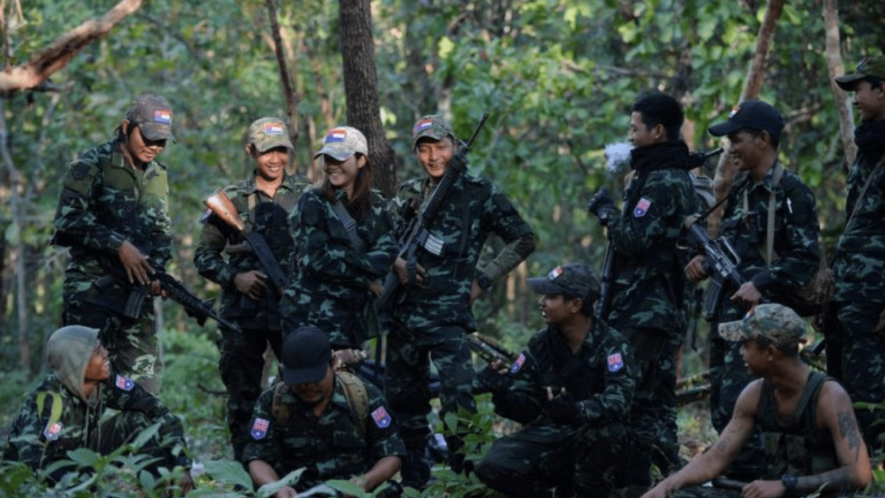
[
  {"x1": 115, "y1": 375, "x2": 134, "y2": 391},
  {"x1": 44, "y1": 421, "x2": 63, "y2": 441},
  {"x1": 728, "y1": 105, "x2": 741, "y2": 118},
  {"x1": 153, "y1": 109, "x2": 172, "y2": 124},
  {"x1": 607, "y1": 352, "x2": 624, "y2": 372},
  {"x1": 547, "y1": 266, "x2": 563, "y2": 281},
  {"x1": 510, "y1": 353, "x2": 526, "y2": 374},
  {"x1": 251, "y1": 418, "x2": 269, "y2": 439},
  {"x1": 415, "y1": 118, "x2": 434, "y2": 132},
  {"x1": 372, "y1": 407, "x2": 392, "y2": 428},
  {"x1": 633, "y1": 198, "x2": 651, "y2": 217},
  {"x1": 264, "y1": 123, "x2": 284, "y2": 135},
  {"x1": 325, "y1": 128, "x2": 347, "y2": 143}
]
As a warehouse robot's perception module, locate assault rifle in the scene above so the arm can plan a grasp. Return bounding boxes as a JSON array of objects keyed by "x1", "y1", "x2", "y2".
[
  {"x1": 683, "y1": 215, "x2": 743, "y2": 321},
  {"x1": 468, "y1": 333, "x2": 517, "y2": 365},
  {"x1": 203, "y1": 190, "x2": 288, "y2": 293},
  {"x1": 375, "y1": 112, "x2": 490, "y2": 312}
]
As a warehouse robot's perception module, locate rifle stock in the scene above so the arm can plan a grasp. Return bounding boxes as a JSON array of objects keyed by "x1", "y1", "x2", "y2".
[
  {"x1": 595, "y1": 244, "x2": 616, "y2": 321},
  {"x1": 468, "y1": 334, "x2": 516, "y2": 365},
  {"x1": 376, "y1": 112, "x2": 489, "y2": 312},
  {"x1": 204, "y1": 190, "x2": 288, "y2": 292}
]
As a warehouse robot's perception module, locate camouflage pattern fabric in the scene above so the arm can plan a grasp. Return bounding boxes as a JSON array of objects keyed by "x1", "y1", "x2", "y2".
[
  {"x1": 601, "y1": 141, "x2": 699, "y2": 484},
  {"x1": 242, "y1": 375, "x2": 406, "y2": 491},
  {"x1": 3, "y1": 372, "x2": 190, "y2": 480},
  {"x1": 194, "y1": 170, "x2": 312, "y2": 462},
  {"x1": 385, "y1": 172, "x2": 534, "y2": 484},
  {"x1": 830, "y1": 120, "x2": 885, "y2": 447},
  {"x1": 708, "y1": 165, "x2": 821, "y2": 471},
  {"x1": 474, "y1": 322, "x2": 635, "y2": 498},
  {"x1": 53, "y1": 139, "x2": 173, "y2": 395},
  {"x1": 280, "y1": 188, "x2": 398, "y2": 349}
]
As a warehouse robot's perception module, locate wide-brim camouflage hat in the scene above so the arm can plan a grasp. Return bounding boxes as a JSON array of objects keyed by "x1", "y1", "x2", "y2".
[
  {"x1": 126, "y1": 94, "x2": 175, "y2": 142},
  {"x1": 314, "y1": 126, "x2": 368, "y2": 161},
  {"x1": 527, "y1": 263, "x2": 600, "y2": 303},
  {"x1": 247, "y1": 117, "x2": 293, "y2": 152},
  {"x1": 835, "y1": 56, "x2": 885, "y2": 91},
  {"x1": 411, "y1": 115, "x2": 456, "y2": 150},
  {"x1": 718, "y1": 303, "x2": 807, "y2": 347}
]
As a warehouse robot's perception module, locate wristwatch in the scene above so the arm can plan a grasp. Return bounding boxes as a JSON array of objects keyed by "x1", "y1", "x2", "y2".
[
  {"x1": 476, "y1": 271, "x2": 493, "y2": 290},
  {"x1": 780, "y1": 474, "x2": 798, "y2": 495}
]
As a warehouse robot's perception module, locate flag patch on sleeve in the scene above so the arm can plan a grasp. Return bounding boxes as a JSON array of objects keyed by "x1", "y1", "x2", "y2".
[
  {"x1": 607, "y1": 352, "x2": 624, "y2": 372},
  {"x1": 633, "y1": 198, "x2": 651, "y2": 217},
  {"x1": 44, "y1": 421, "x2": 63, "y2": 441},
  {"x1": 115, "y1": 375, "x2": 135, "y2": 391},
  {"x1": 510, "y1": 353, "x2": 526, "y2": 374},
  {"x1": 372, "y1": 407, "x2": 392, "y2": 428},
  {"x1": 251, "y1": 418, "x2": 269, "y2": 440}
]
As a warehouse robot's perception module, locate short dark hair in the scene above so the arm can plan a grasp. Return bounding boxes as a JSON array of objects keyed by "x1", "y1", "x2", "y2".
[
  {"x1": 745, "y1": 128, "x2": 780, "y2": 149},
  {"x1": 862, "y1": 75, "x2": 884, "y2": 90},
  {"x1": 632, "y1": 93, "x2": 684, "y2": 141},
  {"x1": 563, "y1": 293, "x2": 596, "y2": 318}
]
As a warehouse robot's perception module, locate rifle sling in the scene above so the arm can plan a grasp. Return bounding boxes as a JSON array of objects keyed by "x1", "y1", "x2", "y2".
[{"x1": 332, "y1": 201, "x2": 368, "y2": 253}]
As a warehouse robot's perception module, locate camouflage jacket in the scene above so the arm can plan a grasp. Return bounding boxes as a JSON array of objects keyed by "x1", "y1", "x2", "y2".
[
  {"x1": 389, "y1": 174, "x2": 535, "y2": 331},
  {"x1": 605, "y1": 141, "x2": 700, "y2": 332},
  {"x1": 493, "y1": 320, "x2": 635, "y2": 428},
  {"x1": 242, "y1": 376, "x2": 406, "y2": 490},
  {"x1": 284, "y1": 188, "x2": 397, "y2": 347},
  {"x1": 3, "y1": 372, "x2": 189, "y2": 476},
  {"x1": 833, "y1": 126, "x2": 885, "y2": 302},
  {"x1": 716, "y1": 164, "x2": 821, "y2": 321},
  {"x1": 52, "y1": 139, "x2": 172, "y2": 312},
  {"x1": 194, "y1": 171, "x2": 313, "y2": 330}
]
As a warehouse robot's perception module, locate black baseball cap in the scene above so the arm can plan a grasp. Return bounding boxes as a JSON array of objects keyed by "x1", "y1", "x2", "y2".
[
  {"x1": 835, "y1": 56, "x2": 885, "y2": 91},
  {"x1": 528, "y1": 263, "x2": 600, "y2": 303},
  {"x1": 708, "y1": 100, "x2": 784, "y2": 143},
  {"x1": 282, "y1": 326, "x2": 331, "y2": 385}
]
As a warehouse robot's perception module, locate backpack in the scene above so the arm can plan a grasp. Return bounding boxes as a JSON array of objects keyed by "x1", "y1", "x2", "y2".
[{"x1": 271, "y1": 371, "x2": 369, "y2": 434}]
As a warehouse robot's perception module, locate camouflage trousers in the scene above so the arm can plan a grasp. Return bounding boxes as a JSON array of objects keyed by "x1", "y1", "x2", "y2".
[
  {"x1": 218, "y1": 325, "x2": 282, "y2": 463},
  {"x1": 832, "y1": 300, "x2": 885, "y2": 450},
  {"x1": 619, "y1": 327, "x2": 680, "y2": 485},
  {"x1": 385, "y1": 323, "x2": 476, "y2": 485},
  {"x1": 63, "y1": 301, "x2": 161, "y2": 395}
]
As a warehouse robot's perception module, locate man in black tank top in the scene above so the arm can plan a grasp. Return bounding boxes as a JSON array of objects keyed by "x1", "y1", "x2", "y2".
[{"x1": 641, "y1": 304, "x2": 871, "y2": 498}]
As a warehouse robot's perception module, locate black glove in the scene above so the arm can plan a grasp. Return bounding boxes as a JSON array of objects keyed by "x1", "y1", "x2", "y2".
[
  {"x1": 475, "y1": 366, "x2": 513, "y2": 394},
  {"x1": 546, "y1": 396, "x2": 581, "y2": 425},
  {"x1": 587, "y1": 187, "x2": 617, "y2": 226}
]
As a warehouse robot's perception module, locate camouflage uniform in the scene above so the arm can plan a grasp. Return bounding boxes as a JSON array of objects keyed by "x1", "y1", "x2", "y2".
[
  {"x1": 386, "y1": 116, "x2": 535, "y2": 485},
  {"x1": 195, "y1": 117, "x2": 312, "y2": 463},
  {"x1": 829, "y1": 117, "x2": 885, "y2": 447},
  {"x1": 474, "y1": 321, "x2": 635, "y2": 498},
  {"x1": 709, "y1": 164, "x2": 821, "y2": 438},
  {"x1": 53, "y1": 95, "x2": 176, "y2": 396},
  {"x1": 3, "y1": 326, "x2": 190, "y2": 481},
  {"x1": 601, "y1": 141, "x2": 700, "y2": 480},
  {"x1": 280, "y1": 187, "x2": 397, "y2": 349},
  {"x1": 242, "y1": 375, "x2": 406, "y2": 492}
]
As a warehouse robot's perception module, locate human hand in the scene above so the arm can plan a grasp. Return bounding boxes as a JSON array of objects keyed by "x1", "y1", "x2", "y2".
[
  {"x1": 587, "y1": 187, "x2": 617, "y2": 226},
  {"x1": 684, "y1": 255, "x2": 709, "y2": 282},
  {"x1": 234, "y1": 271, "x2": 268, "y2": 300},
  {"x1": 393, "y1": 257, "x2": 425, "y2": 286},
  {"x1": 545, "y1": 395, "x2": 581, "y2": 425},
  {"x1": 475, "y1": 366, "x2": 513, "y2": 394},
  {"x1": 740, "y1": 479, "x2": 784, "y2": 498},
  {"x1": 275, "y1": 485, "x2": 298, "y2": 498},
  {"x1": 118, "y1": 240, "x2": 154, "y2": 285},
  {"x1": 729, "y1": 282, "x2": 761, "y2": 307}
]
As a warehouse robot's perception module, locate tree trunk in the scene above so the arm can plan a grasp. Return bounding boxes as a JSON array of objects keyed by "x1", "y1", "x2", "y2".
[
  {"x1": 710, "y1": 0, "x2": 785, "y2": 236},
  {"x1": 264, "y1": 0, "x2": 301, "y2": 155},
  {"x1": 823, "y1": 0, "x2": 856, "y2": 171},
  {"x1": 338, "y1": 0, "x2": 398, "y2": 198},
  {"x1": 0, "y1": 0, "x2": 143, "y2": 93}
]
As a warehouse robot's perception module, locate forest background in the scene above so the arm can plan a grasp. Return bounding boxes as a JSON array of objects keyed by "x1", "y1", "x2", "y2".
[{"x1": 0, "y1": 0, "x2": 883, "y2": 496}]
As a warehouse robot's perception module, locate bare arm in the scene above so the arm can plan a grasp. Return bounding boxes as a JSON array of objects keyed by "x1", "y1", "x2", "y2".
[
  {"x1": 248, "y1": 459, "x2": 297, "y2": 498},
  {"x1": 350, "y1": 455, "x2": 402, "y2": 492},
  {"x1": 642, "y1": 381, "x2": 760, "y2": 498}
]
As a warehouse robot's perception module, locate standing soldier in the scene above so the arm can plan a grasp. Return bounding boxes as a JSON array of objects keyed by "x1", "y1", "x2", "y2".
[
  {"x1": 685, "y1": 101, "x2": 822, "y2": 479},
  {"x1": 587, "y1": 93, "x2": 700, "y2": 485},
  {"x1": 194, "y1": 117, "x2": 313, "y2": 463},
  {"x1": 385, "y1": 115, "x2": 535, "y2": 488},
  {"x1": 52, "y1": 93, "x2": 176, "y2": 395},
  {"x1": 829, "y1": 56, "x2": 885, "y2": 449},
  {"x1": 473, "y1": 263, "x2": 635, "y2": 498}
]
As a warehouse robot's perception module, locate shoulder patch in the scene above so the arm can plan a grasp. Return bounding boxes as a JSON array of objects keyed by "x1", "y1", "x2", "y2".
[
  {"x1": 607, "y1": 352, "x2": 624, "y2": 372},
  {"x1": 251, "y1": 417, "x2": 270, "y2": 440},
  {"x1": 44, "y1": 421, "x2": 63, "y2": 441},
  {"x1": 510, "y1": 353, "x2": 526, "y2": 374},
  {"x1": 114, "y1": 375, "x2": 135, "y2": 391},
  {"x1": 633, "y1": 198, "x2": 651, "y2": 217},
  {"x1": 371, "y1": 406, "x2": 392, "y2": 429}
]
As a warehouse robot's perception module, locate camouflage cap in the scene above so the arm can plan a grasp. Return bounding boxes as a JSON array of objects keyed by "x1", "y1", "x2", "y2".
[
  {"x1": 314, "y1": 126, "x2": 368, "y2": 161},
  {"x1": 527, "y1": 263, "x2": 601, "y2": 303},
  {"x1": 247, "y1": 117, "x2": 293, "y2": 153},
  {"x1": 718, "y1": 303, "x2": 808, "y2": 348},
  {"x1": 835, "y1": 55, "x2": 885, "y2": 91},
  {"x1": 125, "y1": 93, "x2": 175, "y2": 141},
  {"x1": 411, "y1": 114, "x2": 456, "y2": 150}
]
